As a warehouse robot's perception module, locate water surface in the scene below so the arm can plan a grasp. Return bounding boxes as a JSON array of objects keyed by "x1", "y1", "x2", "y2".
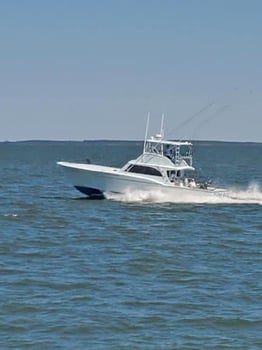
[{"x1": 0, "y1": 141, "x2": 261, "y2": 349}]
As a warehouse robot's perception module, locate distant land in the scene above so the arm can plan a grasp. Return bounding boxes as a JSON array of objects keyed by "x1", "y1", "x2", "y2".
[{"x1": 1, "y1": 139, "x2": 261, "y2": 145}]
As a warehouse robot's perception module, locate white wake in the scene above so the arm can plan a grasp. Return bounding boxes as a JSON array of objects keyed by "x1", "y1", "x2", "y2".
[{"x1": 106, "y1": 183, "x2": 262, "y2": 205}]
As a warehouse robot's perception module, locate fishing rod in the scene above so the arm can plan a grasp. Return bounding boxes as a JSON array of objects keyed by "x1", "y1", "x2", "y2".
[
  {"x1": 165, "y1": 101, "x2": 215, "y2": 139},
  {"x1": 166, "y1": 88, "x2": 240, "y2": 140},
  {"x1": 188, "y1": 104, "x2": 231, "y2": 140},
  {"x1": 197, "y1": 104, "x2": 230, "y2": 128}
]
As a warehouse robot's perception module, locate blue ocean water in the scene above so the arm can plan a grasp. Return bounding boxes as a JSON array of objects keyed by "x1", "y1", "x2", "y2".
[{"x1": 0, "y1": 140, "x2": 262, "y2": 349}]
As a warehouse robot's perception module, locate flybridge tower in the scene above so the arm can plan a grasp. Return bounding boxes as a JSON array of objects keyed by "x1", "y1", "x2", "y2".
[{"x1": 141, "y1": 114, "x2": 193, "y2": 168}]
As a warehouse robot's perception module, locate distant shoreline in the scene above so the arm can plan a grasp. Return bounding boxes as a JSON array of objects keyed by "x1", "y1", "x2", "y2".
[{"x1": 1, "y1": 139, "x2": 261, "y2": 145}]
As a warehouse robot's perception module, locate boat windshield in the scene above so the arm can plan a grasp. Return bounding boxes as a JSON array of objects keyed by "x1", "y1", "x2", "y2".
[{"x1": 125, "y1": 164, "x2": 162, "y2": 177}]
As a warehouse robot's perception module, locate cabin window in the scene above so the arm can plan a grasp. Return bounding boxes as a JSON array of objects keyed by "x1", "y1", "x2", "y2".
[
  {"x1": 126, "y1": 165, "x2": 162, "y2": 177},
  {"x1": 168, "y1": 170, "x2": 181, "y2": 178}
]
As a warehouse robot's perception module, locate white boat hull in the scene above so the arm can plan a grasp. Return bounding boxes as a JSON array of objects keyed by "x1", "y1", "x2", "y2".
[{"x1": 58, "y1": 161, "x2": 226, "y2": 200}]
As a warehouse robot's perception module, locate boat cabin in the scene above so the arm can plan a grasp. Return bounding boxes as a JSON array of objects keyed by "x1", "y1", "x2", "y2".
[{"x1": 122, "y1": 134, "x2": 196, "y2": 186}]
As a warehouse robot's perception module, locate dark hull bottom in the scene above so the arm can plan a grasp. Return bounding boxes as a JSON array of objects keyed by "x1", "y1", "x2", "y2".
[{"x1": 75, "y1": 186, "x2": 105, "y2": 199}]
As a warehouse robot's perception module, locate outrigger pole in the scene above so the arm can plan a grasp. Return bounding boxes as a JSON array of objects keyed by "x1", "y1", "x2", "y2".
[
  {"x1": 160, "y1": 113, "x2": 165, "y2": 139},
  {"x1": 143, "y1": 112, "x2": 150, "y2": 154}
]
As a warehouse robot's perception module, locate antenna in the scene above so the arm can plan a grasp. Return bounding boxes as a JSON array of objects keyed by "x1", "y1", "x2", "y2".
[{"x1": 143, "y1": 112, "x2": 150, "y2": 154}]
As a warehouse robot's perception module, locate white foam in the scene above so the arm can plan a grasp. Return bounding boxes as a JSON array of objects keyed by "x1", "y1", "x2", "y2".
[
  {"x1": 226, "y1": 182, "x2": 262, "y2": 204},
  {"x1": 106, "y1": 183, "x2": 262, "y2": 205}
]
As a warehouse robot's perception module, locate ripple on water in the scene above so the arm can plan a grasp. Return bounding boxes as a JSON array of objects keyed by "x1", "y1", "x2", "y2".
[{"x1": 1, "y1": 141, "x2": 262, "y2": 349}]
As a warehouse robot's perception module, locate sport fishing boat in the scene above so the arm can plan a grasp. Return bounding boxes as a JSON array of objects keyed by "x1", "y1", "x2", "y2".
[{"x1": 57, "y1": 118, "x2": 227, "y2": 199}]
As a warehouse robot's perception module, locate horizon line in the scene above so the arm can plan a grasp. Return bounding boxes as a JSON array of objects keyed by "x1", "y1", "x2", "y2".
[{"x1": 0, "y1": 138, "x2": 261, "y2": 144}]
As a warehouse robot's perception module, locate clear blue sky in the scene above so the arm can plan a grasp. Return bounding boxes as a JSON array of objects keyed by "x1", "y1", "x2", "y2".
[{"x1": 1, "y1": 0, "x2": 262, "y2": 142}]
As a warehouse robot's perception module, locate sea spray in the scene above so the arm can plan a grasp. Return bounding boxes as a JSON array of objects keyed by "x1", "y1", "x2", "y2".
[{"x1": 106, "y1": 182, "x2": 262, "y2": 205}]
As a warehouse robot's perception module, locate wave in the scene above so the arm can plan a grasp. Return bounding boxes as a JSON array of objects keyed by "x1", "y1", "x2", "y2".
[
  {"x1": 106, "y1": 182, "x2": 262, "y2": 205},
  {"x1": 3, "y1": 213, "x2": 18, "y2": 217}
]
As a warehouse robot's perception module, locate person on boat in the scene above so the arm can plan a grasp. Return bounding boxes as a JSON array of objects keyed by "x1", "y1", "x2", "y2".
[
  {"x1": 174, "y1": 179, "x2": 180, "y2": 186},
  {"x1": 170, "y1": 171, "x2": 176, "y2": 182},
  {"x1": 170, "y1": 171, "x2": 180, "y2": 185},
  {"x1": 188, "y1": 178, "x2": 196, "y2": 188},
  {"x1": 199, "y1": 182, "x2": 208, "y2": 189},
  {"x1": 165, "y1": 145, "x2": 172, "y2": 159}
]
